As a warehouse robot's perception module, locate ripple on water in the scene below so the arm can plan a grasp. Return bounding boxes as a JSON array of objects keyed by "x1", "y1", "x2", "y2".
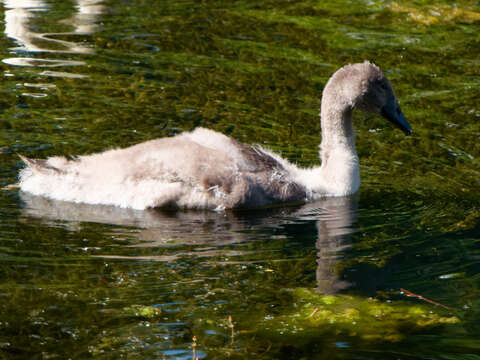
[
  {"x1": 2, "y1": 57, "x2": 86, "y2": 67},
  {"x1": 38, "y1": 70, "x2": 89, "y2": 79},
  {"x1": 2, "y1": 0, "x2": 104, "y2": 82}
]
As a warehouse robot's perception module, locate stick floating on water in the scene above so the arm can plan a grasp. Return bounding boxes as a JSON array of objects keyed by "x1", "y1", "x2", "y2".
[{"x1": 400, "y1": 288, "x2": 456, "y2": 311}]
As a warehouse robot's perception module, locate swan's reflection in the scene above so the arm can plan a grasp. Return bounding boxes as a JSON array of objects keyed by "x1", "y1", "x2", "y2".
[
  {"x1": 315, "y1": 197, "x2": 357, "y2": 293},
  {"x1": 20, "y1": 193, "x2": 358, "y2": 293}
]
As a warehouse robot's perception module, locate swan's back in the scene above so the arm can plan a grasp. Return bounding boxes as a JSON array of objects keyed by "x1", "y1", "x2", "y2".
[{"x1": 19, "y1": 128, "x2": 306, "y2": 210}]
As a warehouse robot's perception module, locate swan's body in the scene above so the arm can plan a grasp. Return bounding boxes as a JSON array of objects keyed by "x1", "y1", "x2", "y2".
[{"x1": 19, "y1": 62, "x2": 411, "y2": 210}]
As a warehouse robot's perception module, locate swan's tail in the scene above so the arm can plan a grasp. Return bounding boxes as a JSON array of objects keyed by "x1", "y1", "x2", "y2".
[{"x1": 18, "y1": 154, "x2": 64, "y2": 174}]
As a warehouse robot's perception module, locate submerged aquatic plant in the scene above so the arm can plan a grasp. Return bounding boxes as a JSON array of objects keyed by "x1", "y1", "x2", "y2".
[
  {"x1": 388, "y1": 2, "x2": 480, "y2": 25},
  {"x1": 258, "y1": 288, "x2": 460, "y2": 343},
  {"x1": 123, "y1": 304, "x2": 162, "y2": 318}
]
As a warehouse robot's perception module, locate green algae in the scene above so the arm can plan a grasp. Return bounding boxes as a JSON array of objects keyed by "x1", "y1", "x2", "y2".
[
  {"x1": 388, "y1": 2, "x2": 480, "y2": 26},
  {"x1": 123, "y1": 304, "x2": 162, "y2": 318},
  {"x1": 259, "y1": 288, "x2": 460, "y2": 343}
]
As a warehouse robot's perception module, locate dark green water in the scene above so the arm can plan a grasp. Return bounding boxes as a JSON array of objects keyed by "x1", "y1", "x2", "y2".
[{"x1": 0, "y1": 0, "x2": 479, "y2": 359}]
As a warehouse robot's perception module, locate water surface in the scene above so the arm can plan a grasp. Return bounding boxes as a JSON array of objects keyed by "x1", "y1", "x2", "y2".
[{"x1": 0, "y1": 0, "x2": 479, "y2": 359}]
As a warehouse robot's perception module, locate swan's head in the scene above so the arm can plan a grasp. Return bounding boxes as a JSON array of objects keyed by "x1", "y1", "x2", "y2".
[{"x1": 328, "y1": 61, "x2": 412, "y2": 135}]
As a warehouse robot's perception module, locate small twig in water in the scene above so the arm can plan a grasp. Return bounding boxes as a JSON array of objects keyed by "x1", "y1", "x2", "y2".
[
  {"x1": 192, "y1": 335, "x2": 198, "y2": 360},
  {"x1": 1, "y1": 184, "x2": 19, "y2": 191},
  {"x1": 307, "y1": 307, "x2": 320, "y2": 318},
  {"x1": 228, "y1": 315, "x2": 235, "y2": 346},
  {"x1": 98, "y1": 276, "x2": 111, "y2": 287},
  {"x1": 400, "y1": 288, "x2": 456, "y2": 311}
]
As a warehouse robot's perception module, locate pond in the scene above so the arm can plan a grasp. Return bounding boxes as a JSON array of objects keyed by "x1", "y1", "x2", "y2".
[{"x1": 0, "y1": 0, "x2": 479, "y2": 358}]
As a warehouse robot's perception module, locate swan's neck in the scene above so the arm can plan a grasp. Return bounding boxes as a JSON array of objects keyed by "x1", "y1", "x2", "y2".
[
  {"x1": 320, "y1": 100, "x2": 356, "y2": 158},
  {"x1": 314, "y1": 97, "x2": 360, "y2": 196}
]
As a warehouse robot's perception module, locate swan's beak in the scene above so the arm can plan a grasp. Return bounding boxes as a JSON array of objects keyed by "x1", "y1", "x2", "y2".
[{"x1": 381, "y1": 100, "x2": 411, "y2": 135}]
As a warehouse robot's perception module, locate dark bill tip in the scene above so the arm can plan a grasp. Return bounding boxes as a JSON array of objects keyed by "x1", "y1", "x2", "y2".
[{"x1": 381, "y1": 102, "x2": 412, "y2": 135}]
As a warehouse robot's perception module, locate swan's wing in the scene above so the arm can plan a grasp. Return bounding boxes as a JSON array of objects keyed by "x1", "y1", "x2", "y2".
[{"x1": 231, "y1": 140, "x2": 283, "y2": 172}]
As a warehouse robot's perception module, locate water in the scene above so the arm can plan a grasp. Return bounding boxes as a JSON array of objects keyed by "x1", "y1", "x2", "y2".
[{"x1": 0, "y1": 0, "x2": 479, "y2": 358}]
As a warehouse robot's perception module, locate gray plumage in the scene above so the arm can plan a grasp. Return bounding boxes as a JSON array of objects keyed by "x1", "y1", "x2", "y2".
[{"x1": 18, "y1": 62, "x2": 410, "y2": 210}]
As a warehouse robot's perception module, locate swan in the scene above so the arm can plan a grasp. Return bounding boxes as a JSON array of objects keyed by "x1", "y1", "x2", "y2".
[{"x1": 18, "y1": 61, "x2": 411, "y2": 210}]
